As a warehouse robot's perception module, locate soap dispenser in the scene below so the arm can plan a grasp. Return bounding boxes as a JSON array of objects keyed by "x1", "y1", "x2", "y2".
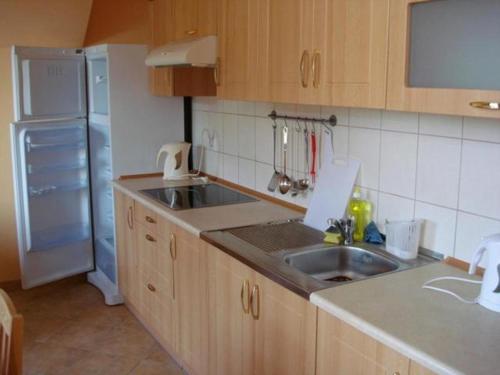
[
  {"x1": 347, "y1": 187, "x2": 372, "y2": 242},
  {"x1": 469, "y1": 233, "x2": 500, "y2": 312}
]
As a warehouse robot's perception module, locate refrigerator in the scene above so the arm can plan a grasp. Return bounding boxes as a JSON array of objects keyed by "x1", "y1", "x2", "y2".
[{"x1": 10, "y1": 45, "x2": 184, "y2": 304}]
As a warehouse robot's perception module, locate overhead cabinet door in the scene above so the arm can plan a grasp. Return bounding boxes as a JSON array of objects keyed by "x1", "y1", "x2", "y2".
[{"x1": 12, "y1": 47, "x2": 86, "y2": 121}]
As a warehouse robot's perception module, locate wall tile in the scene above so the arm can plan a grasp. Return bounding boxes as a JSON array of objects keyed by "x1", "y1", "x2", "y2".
[
  {"x1": 349, "y1": 108, "x2": 382, "y2": 129},
  {"x1": 237, "y1": 101, "x2": 256, "y2": 116},
  {"x1": 455, "y1": 212, "x2": 500, "y2": 265},
  {"x1": 222, "y1": 114, "x2": 238, "y2": 155},
  {"x1": 255, "y1": 117, "x2": 275, "y2": 165},
  {"x1": 205, "y1": 149, "x2": 222, "y2": 177},
  {"x1": 331, "y1": 125, "x2": 349, "y2": 160},
  {"x1": 237, "y1": 116, "x2": 256, "y2": 160},
  {"x1": 416, "y1": 135, "x2": 461, "y2": 208},
  {"x1": 460, "y1": 140, "x2": 500, "y2": 220},
  {"x1": 206, "y1": 112, "x2": 223, "y2": 151},
  {"x1": 255, "y1": 102, "x2": 274, "y2": 118},
  {"x1": 296, "y1": 104, "x2": 321, "y2": 118},
  {"x1": 419, "y1": 114, "x2": 463, "y2": 138},
  {"x1": 463, "y1": 117, "x2": 500, "y2": 143},
  {"x1": 321, "y1": 106, "x2": 349, "y2": 126},
  {"x1": 274, "y1": 102, "x2": 297, "y2": 115},
  {"x1": 222, "y1": 154, "x2": 238, "y2": 183},
  {"x1": 348, "y1": 127, "x2": 380, "y2": 189},
  {"x1": 379, "y1": 131, "x2": 418, "y2": 198},
  {"x1": 377, "y1": 193, "x2": 415, "y2": 233},
  {"x1": 255, "y1": 162, "x2": 275, "y2": 195},
  {"x1": 381, "y1": 111, "x2": 419, "y2": 133},
  {"x1": 414, "y1": 202, "x2": 456, "y2": 256},
  {"x1": 238, "y1": 158, "x2": 256, "y2": 189},
  {"x1": 192, "y1": 110, "x2": 206, "y2": 147},
  {"x1": 222, "y1": 100, "x2": 239, "y2": 114}
]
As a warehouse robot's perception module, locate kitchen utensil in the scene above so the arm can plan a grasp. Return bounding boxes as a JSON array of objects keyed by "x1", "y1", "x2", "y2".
[
  {"x1": 297, "y1": 125, "x2": 310, "y2": 190},
  {"x1": 303, "y1": 159, "x2": 360, "y2": 231},
  {"x1": 156, "y1": 142, "x2": 191, "y2": 180},
  {"x1": 310, "y1": 129, "x2": 317, "y2": 185},
  {"x1": 267, "y1": 120, "x2": 280, "y2": 192},
  {"x1": 469, "y1": 233, "x2": 500, "y2": 312},
  {"x1": 278, "y1": 123, "x2": 292, "y2": 194},
  {"x1": 385, "y1": 219, "x2": 423, "y2": 260}
]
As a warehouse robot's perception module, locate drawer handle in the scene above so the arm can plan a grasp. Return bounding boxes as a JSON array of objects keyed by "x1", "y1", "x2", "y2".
[
  {"x1": 145, "y1": 234, "x2": 156, "y2": 242},
  {"x1": 147, "y1": 283, "x2": 156, "y2": 292},
  {"x1": 470, "y1": 101, "x2": 500, "y2": 110},
  {"x1": 185, "y1": 29, "x2": 197, "y2": 36},
  {"x1": 145, "y1": 215, "x2": 156, "y2": 224},
  {"x1": 312, "y1": 50, "x2": 321, "y2": 88},
  {"x1": 250, "y1": 284, "x2": 260, "y2": 320},
  {"x1": 214, "y1": 57, "x2": 221, "y2": 86},
  {"x1": 169, "y1": 233, "x2": 177, "y2": 260},
  {"x1": 127, "y1": 206, "x2": 133, "y2": 229},
  {"x1": 300, "y1": 50, "x2": 310, "y2": 88},
  {"x1": 240, "y1": 280, "x2": 250, "y2": 314}
]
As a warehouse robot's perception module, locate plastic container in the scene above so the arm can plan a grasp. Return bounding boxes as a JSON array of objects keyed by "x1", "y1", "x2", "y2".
[
  {"x1": 348, "y1": 187, "x2": 373, "y2": 242},
  {"x1": 385, "y1": 219, "x2": 423, "y2": 260}
]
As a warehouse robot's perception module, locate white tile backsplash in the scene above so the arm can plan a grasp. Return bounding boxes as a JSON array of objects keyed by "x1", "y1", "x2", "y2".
[
  {"x1": 416, "y1": 135, "x2": 461, "y2": 208},
  {"x1": 193, "y1": 98, "x2": 500, "y2": 261},
  {"x1": 379, "y1": 131, "x2": 418, "y2": 198}
]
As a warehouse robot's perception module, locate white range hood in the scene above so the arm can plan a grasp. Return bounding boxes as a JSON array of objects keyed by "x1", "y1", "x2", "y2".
[{"x1": 145, "y1": 35, "x2": 217, "y2": 67}]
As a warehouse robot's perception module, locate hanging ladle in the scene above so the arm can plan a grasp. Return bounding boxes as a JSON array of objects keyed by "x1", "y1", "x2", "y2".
[{"x1": 278, "y1": 121, "x2": 292, "y2": 194}]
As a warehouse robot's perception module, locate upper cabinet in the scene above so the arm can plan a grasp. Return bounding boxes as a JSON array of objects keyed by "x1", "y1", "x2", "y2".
[
  {"x1": 266, "y1": 0, "x2": 389, "y2": 108},
  {"x1": 173, "y1": 0, "x2": 217, "y2": 41},
  {"x1": 386, "y1": 0, "x2": 500, "y2": 118},
  {"x1": 216, "y1": 0, "x2": 270, "y2": 101}
]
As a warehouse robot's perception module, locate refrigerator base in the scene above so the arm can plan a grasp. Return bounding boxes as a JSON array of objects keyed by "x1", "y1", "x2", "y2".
[{"x1": 87, "y1": 268, "x2": 123, "y2": 306}]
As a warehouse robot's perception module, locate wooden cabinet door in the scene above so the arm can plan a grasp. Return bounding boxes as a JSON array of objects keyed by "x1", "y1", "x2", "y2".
[
  {"x1": 149, "y1": 0, "x2": 174, "y2": 96},
  {"x1": 316, "y1": 309, "x2": 409, "y2": 375},
  {"x1": 386, "y1": 0, "x2": 500, "y2": 118},
  {"x1": 409, "y1": 361, "x2": 436, "y2": 375},
  {"x1": 217, "y1": 0, "x2": 270, "y2": 101},
  {"x1": 114, "y1": 190, "x2": 139, "y2": 307},
  {"x1": 267, "y1": 0, "x2": 310, "y2": 104},
  {"x1": 173, "y1": 227, "x2": 209, "y2": 375},
  {"x1": 252, "y1": 273, "x2": 317, "y2": 375},
  {"x1": 320, "y1": 0, "x2": 389, "y2": 108},
  {"x1": 173, "y1": 0, "x2": 217, "y2": 40},
  {"x1": 208, "y1": 245, "x2": 254, "y2": 375}
]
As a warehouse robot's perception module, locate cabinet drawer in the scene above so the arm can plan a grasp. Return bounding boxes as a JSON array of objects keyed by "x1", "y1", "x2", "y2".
[
  {"x1": 139, "y1": 262, "x2": 175, "y2": 314},
  {"x1": 134, "y1": 202, "x2": 175, "y2": 240}
]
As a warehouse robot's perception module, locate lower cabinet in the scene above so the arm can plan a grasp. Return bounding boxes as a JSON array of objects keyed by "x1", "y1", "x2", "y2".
[{"x1": 207, "y1": 244, "x2": 317, "y2": 375}]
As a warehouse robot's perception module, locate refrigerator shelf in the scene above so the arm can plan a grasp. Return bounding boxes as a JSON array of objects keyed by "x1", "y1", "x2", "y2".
[
  {"x1": 28, "y1": 159, "x2": 87, "y2": 174},
  {"x1": 28, "y1": 180, "x2": 88, "y2": 197},
  {"x1": 27, "y1": 140, "x2": 86, "y2": 152},
  {"x1": 29, "y1": 223, "x2": 91, "y2": 252}
]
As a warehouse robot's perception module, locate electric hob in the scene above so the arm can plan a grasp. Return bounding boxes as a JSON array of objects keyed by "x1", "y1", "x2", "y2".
[{"x1": 140, "y1": 184, "x2": 258, "y2": 210}]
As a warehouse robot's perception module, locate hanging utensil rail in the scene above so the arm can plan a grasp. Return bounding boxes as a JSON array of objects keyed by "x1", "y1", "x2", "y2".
[{"x1": 268, "y1": 110, "x2": 337, "y2": 130}]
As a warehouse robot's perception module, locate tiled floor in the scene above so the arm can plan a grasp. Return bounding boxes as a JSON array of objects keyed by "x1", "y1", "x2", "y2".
[{"x1": 7, "y1": 276, "x2": 185, "y2": 375}]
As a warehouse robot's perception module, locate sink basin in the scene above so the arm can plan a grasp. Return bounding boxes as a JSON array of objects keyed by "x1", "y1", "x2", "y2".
[{"x1": 283, "y1": 246, "x2": 399, "y2": 283}]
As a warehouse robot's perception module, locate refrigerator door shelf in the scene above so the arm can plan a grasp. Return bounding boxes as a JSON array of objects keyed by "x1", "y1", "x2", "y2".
[
  {"x1": 28, "y1": 158, "x2": 87, "y2": 174},
  {"x1": 28, "y1": 180, "x2": 88, "y2": 197},
  {"x1": 28, "y1": 223, "x2": 91, "y2": 252}
]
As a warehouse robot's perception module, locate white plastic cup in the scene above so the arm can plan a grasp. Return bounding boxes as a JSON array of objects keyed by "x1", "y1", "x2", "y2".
[{"x1": 385, "y1": 219, "x2": 423, "y2": 260}]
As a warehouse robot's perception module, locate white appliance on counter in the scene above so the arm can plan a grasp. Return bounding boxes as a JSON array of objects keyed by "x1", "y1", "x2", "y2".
[
  {"x1": 156, "y1": 142, "x2": 191, "y2": 180},
  {"x1": 10, "y1": 45, "x2": 183, "y2": 303}
]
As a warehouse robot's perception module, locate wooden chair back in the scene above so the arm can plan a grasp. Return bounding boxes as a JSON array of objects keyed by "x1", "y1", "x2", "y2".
[{"x1": 0, "y1": 289, "x2": 22, "y2": 375}]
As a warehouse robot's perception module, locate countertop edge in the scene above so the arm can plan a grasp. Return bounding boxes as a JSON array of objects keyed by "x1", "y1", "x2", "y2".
[
  {"x1": 309, "y1": 292, "x2": 463, "y2": 375},
  {"x1": 113, "y1": 181, "x2": 202, "y2": 237}
]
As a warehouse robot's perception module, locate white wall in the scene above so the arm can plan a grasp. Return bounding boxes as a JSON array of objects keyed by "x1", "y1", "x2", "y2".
[{"x1": 192, "y1": 98, "x2": 500, "y2": 263}]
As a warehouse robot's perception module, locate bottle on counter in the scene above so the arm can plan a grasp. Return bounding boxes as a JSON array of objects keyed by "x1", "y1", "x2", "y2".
[{"x1": 347, "y1": 187, "x2": 373, "y2": 242}]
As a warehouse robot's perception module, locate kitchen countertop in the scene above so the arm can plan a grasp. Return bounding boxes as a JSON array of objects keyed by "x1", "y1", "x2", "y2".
[
  {"x1": 112, "y1": 176, "x2": 303, "y2": 236},
  {"x1": 311, "y1": 262, "x2": 500, "y2": 375}
]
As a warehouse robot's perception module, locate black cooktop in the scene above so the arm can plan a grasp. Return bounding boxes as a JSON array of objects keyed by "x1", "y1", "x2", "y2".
[{"x1": 140, "y1": 184, "x2": 258, "y2": 210}]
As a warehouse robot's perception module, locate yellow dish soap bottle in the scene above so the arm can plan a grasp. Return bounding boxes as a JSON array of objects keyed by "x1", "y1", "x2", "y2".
[{"x1": 348, "y1": 187, "x2": 373, "y2": 242}]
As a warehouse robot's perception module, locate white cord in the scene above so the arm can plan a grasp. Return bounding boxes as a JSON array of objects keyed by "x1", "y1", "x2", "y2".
[{"x1": 422, "y1": 276, "x2": 482, "y2": 304}]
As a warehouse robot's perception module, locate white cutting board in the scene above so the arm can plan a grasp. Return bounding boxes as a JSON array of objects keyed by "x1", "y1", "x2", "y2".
[{"x1": 304, "y1": 158, "x2": 360, "y2": 231}]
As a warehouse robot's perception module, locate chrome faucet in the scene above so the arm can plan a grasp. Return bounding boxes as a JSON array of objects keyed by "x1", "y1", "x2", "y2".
[{"x1": 331, "y1": 217, "x2": 356, "y2": 245}]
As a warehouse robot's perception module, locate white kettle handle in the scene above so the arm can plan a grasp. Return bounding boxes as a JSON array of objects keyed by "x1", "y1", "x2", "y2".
[
  {"x1": 156, "y1": 146, "x2": 168, "y2": 168},
  {"x1": 469, "y1": 245, "x2": 487, "y2": 275}
]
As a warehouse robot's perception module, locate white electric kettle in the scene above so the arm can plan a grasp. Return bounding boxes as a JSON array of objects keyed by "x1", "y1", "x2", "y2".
[
  {"x1": 469, "y1": 233, "x2": 500, "y2": 312},
  {"x1": 156, "y1": 142, "x2": 191, "y2": 180}
]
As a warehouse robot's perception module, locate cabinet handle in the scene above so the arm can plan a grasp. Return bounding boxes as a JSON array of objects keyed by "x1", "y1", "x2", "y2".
[
  {"x1": 392, "y1": 372, "x2": 400, "y2": 375},
  {"x1": 169, "y1": 233, "x2": 177, "y2": 260},
  {"x1": 145, "y1": 234, "x2": 156, "y2": 242},
  {"x1": 185, "y1": 29, "x2": 198, "y2": 36},
  {"x1": 300, "y1": 50, "x2": 310, "y2": 88},
  {"x1": 312, "y1": 50, "x2": 321, "y2": 88},
  {"x1": 145, "y1": 215, "x2": 156, "y2": 224},
  {"x1": 127, "y1": 206, "x2": 133, "y2": 229},
  {"x1": 470, "y1": 101, "x2": 500, "y2": 110},
  {"x1": 240, "y1": 280, "x2": 250, "y2": 314},
  {"x1": 147, "y1": 283, "x2": 156, "y2": 292},
  {"x1": 214, "y1": 57, "x2": 221, "y2": 86},
  {"x1": 250, "y1": 284, "x2": 260, "y2": 320}
]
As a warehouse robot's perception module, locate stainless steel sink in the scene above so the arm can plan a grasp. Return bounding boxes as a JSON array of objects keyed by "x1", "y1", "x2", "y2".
[{"x1": 283, "y1": 245, "x2": 400, "y2": 283}]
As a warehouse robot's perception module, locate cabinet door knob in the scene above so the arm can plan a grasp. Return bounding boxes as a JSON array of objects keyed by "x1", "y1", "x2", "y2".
[
  {"x1": 470, "y1": 101, "x2": 500, "y2": 110},
  {"x1": 169, "y1": 233, "x2": 177, "y2": 260},
  {"x1": 300, "y1": 50, "x2": 310, "y2": 88},
  {"x1": 240, "y1": 280, "x2": 250, "y2": 314},
  {"x1": 250, "y1": 284, "x2": 260, "y2": 320},
  {"x1": 145, "y1": 215, "x2": 156, "y2": 224},
  {"x1": 147, "y1": 283, "x2": 156, "y2": 292},
  {"x1": 145, "y1": 234, "x2": 156, "y2": 242}
]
